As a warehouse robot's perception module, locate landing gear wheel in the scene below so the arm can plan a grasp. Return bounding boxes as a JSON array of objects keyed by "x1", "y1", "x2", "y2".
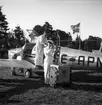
[{"x1": 24, "y1": 70, "x2": 31, "y2": 78}]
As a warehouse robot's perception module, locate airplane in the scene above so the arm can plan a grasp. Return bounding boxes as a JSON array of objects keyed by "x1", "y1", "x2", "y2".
[
  {"x1": 0, "y1": 31, "x2": 102, "y2": 87},
  {"x1": 47, "y1": 41, "x2": 102, "y2": 87}
]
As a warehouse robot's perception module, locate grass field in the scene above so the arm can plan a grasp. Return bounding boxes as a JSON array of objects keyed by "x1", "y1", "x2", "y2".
[{"x1": 0, "y1": 67, "x2": 102, "y2": 105}]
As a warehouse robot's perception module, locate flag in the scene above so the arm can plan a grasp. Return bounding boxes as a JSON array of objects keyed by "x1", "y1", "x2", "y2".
[{"x1": 71, "y1": 23, "x2": 80, "y2": 34}]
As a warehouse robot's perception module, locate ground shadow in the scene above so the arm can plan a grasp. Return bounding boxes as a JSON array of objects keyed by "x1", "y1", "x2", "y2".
[
  {"x1": 62, "y1": 70, "x2": 102, "y2": 91},
  {"x1": 70, "y1": 82, "x2": 102, "y2": 92},
  {"x1": 72, "y1": 70, "x2": 102, "y2": 83},
  {"x1": 0, "y1": 76, "x2": 45, "y2": 104}
]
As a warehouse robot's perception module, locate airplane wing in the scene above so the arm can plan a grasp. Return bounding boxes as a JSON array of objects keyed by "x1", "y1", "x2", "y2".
[{"x1": 0, "y1": 59, "x2": 35, "y2": 69}]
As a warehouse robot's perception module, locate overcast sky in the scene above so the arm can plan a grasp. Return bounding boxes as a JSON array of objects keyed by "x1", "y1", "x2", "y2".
[{"x1": 1, "y1": 0, "x2": 102, "y2": 40}]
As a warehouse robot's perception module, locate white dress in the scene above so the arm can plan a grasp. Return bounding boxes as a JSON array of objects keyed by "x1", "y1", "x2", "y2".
[
  {"x1": 44, "y1": 46, "x2": 54, "y2": 83},
  {"x1": 34, "y1": 34, "x2": 47, "y2": 66}
]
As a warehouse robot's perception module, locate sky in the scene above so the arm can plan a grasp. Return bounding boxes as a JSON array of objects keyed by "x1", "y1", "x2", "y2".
[{"x1": 1, "y1": 0, "x2": 102, "y2": 40}]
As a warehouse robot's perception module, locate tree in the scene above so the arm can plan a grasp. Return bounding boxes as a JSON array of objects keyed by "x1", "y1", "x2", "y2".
[
  {"x1": 7, "y1": 30, "x2": 19, "y2": 49},
  {"x1": 42, "y1": 22, "x2": 53, "y2": 32},
  {"x1": 33, "y1": 25, "x2": 44, "y2": 35},
  {"x1": 82, "y1": 39, "x2": 88, "y2": 51},
  {"x1": 33, "y1": 22, "x2": 73, "y2": 46},
  {"x1": 88, "y1": 36, "x2": 101, "y2": 51},
  {"x1": 82, "y1": 35, "x2": 101, "y2": 52},
  {"x1": 33, "y1": 22, "x2": 53, "y2": 39},
  {"x1": 58, "y1": 30, "x2": 72, "y2": 46},
  {"x1": 42, "y1": 22, "x2": 53, "y2": 39},
  {"x1": 72, "y1": 35, "x2": 82, "y2": 49},
  {"x1": 0, "y1": 6, "x2": 9, "y2": 48},
  {"x1": 13, "y1": 25, "x2": 25, "y2": 48}
]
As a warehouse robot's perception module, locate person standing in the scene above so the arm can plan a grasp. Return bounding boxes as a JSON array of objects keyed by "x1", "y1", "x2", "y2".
[
  {"x1": 34, "y1": 31, "x2": 48, "y2": 68},
  {"x1": 44, "y1": 40, "x2": 54, "y2": 84}
]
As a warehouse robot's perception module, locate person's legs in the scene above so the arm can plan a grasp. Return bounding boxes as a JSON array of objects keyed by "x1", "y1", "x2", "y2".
[
  {"x1": 46, "y1": 58, "x2": 53, "y2": 83},
  {"x1": 44, "y1": 60, "x2": 50, "y2": 84}
]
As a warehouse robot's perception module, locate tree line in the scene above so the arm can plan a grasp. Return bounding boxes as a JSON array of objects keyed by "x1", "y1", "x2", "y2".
[{"x1": 0, "y1": 6, "x2": 102, "y2": 58}]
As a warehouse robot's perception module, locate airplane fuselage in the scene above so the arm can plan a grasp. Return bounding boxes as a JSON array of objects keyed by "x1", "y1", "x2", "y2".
[{"x1": 59, "y1": 47, "x2": 102, "y2": 70}]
